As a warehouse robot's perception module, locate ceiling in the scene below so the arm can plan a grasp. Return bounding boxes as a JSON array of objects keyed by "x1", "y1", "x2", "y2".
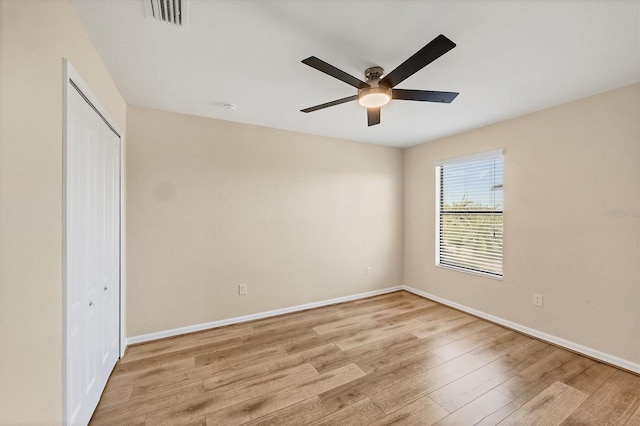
[{"x1": 71, "y1": 0, "x2": 640, "y2": 148}]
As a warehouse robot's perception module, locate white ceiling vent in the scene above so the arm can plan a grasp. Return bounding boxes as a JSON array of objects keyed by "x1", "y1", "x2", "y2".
[{"x1": 143, "y1": 0, "x2": 188, "y2": 28}]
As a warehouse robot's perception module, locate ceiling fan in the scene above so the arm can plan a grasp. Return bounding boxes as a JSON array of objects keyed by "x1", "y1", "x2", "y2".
[{"x1": 300, "y1": 34, "x2": 459, "y2": 127}]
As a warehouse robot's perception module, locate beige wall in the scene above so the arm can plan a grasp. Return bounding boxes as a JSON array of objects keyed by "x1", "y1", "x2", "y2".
[
  {"x1": 0, "y1": 2, "x2": 637, "y2": 422},
  {"x1": 0, "y1": 0, "x2": 126, "y2": 423},
  {"x1": 126, "y1": 107, "x2": 404, "y2": 337},
  {"x1": 404, "y1": 84, "x2": 640, "y2": 365}
]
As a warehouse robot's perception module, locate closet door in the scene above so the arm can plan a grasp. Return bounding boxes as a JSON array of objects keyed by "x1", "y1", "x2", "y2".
[
  {"x1": 65, "y1": 79, "x2": 120, "y2": 426},
  {"x1": 98, "y1": 123, "x2": 120, "y2": 386}
]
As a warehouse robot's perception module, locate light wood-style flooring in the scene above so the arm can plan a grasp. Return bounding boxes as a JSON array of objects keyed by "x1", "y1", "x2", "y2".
[{"x1": 90, "y1": 291, "x2": 640, "y2": 425}]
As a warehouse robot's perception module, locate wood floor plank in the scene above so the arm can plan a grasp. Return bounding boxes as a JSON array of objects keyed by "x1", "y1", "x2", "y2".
[
  {"x1": 143, "y1": 394, "x2": 225, "y2": 425},
  {"x1": 412, "y1": 304, "x2": 469, "y2": 323},
  {"x1": 153, "y1": 415, "x2": 206, "y2": 426},
  {"x1": 307, "y1": 398, "x2": 385, "y2": 426},
  {"x1": 311, "y1": 332, "x2": 418, "y2": 374},
  {"x1": 334, "y1": 292, "x2": 418, "y2": 316},
  {"x1": 334, "y1": 318, "x2": 425, "y2": 351},
  {"x1": 429, "y1": 342, "x2": 551, "y2": 412},
  {"x1": 369, "y1": 395, "x2": 449, "y2": 426},
  {"x1": 203, "y1": 363, "x2": 366, "y2": 426},
  {"x1": 203, "y1": 343, "x2": 338, "y2": 392},
  {"x1": 107, "y1": 357, "x2": 196, "y2": 388},
  {"x1": 201, "y1": 362, "x2": 320, "y2": 411},
  {"x1": 411, "y1": 317, "x2": 496, "y2": 349},
  {"x1": 113, "y1": 340, "x2": 246, "y2": 377},
  {"x1": 122, "y1": 325, "x2": 255, "y2": 363},
  {"x1": 129, "y1": 377, "x2": 204, "y2": 403},
  {"x1": 429, "y1": 324, "x2": 513, "y2": 361},
  {"x1": 346, "y1": 318, "x2": 495, "y2": 375},
  {"x1": 562, "y1": 369, "x2": 640, "y2": 425},
  {"x1": 125, "y1": 364, "x2": 316, "y2": 423},
  {"x1": 131, "y1": 344, "x2": 332, "y2": 398},
  {"x1": 470, "y1": 331, "x2": 535, "y2": 362},
  {"x1": 500, "y1": 381, "x2": 588, "y2": 425},
  {"x1": 368, "y1": 353, "x2": 488, "y2": 415},
  {"x1": 313, "y1": 299, "x2": 431, "y2": 335},
  {"x1": 376, "y1": 303, "x2": 442, "y2": 324},
  {"x1": 97, "y1": 382, "x2": 134, "y2": 408},
  {"x1": 352, "y1": 333, "x2": 443, "y2": 374},
  {"x1": 237, "y1": 321, "x2": 320, "y2": 350},
  {"x1": 243, "y1": 396, "x2": 331, "y2": 426},
  {"x1": 126, "y1": 345, "x2": 288, "y2": 399},
  {"x1": 283, "y1": 320, "x2": 380, "y2": 354},
  {"x1": 434, "y1": 389, "x2": 512, "y2": 425},
  {"x1": 193, "y1": 342, "x2": 287, "y2": 368},
  {"x1": 488, "y1": 352, "x2": 605, "y2": 419},
  {"x1": 249, "y1": 308, "x2": 340, "y2": 332},
  {"x1": 319, "y1": 351, "x2": 446, "y2": 413},
  {"x1": 626, "y1": 404, "x2": 640, "y2": 425},
  {"x1": 496, "y1": 348, "x2": 578, "y2": 401},
  {"x1": 91, "y1": 380, "x2": 205, "y2": 424},
  {"x1": 411, "y1": 310, "x2": 477, "y2": 339},
  {"x1": 476, "y1": 381, "x2": 553, "y2": 425},
  {"x1": 90, "y1": 413, "x2": 147, "y2": 425},
  {"x1": 429, "y1": 339, "x2": 555, "y2": 412},
  {"x1": 329, "y1": 294, "x2": 414, "y2": 320},
  {"x1": 560, "y1": 360, "x2": 616, "y2": 394},
  {"x1": 127, "y1": 348, "x2": 283, "y2": 400},
  {"x1": 89, "y1": 291, "x2": 640, "y2": 426}
]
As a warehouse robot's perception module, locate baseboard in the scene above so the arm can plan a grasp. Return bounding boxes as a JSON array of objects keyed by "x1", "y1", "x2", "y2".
[
  {"x1": 126, "y1": 286, "x2": 403, "y2": 346},
  {"x1": 402, "y1": 285, "x2": 640, "y2": 374},
  {"x1": 125, "y1": 284, "x2": 639, "y2": 374}
]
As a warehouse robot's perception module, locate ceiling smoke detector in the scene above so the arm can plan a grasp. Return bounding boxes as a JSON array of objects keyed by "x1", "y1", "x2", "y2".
[{"x1": 143, "y1": 0, "x2": 188, "y2": 28}]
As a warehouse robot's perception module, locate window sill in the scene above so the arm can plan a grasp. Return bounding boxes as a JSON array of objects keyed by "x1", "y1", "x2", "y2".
[{"x1": 436, "y1": 263, "x2": 503, "y2": 281}]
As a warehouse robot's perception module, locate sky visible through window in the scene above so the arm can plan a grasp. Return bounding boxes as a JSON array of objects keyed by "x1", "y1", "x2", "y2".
[{"x1": 441, "y1": 158, "x2": 503, "y2": 211}]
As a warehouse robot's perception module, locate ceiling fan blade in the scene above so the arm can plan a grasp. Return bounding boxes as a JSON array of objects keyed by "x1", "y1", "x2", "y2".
[
  {"x1": 392, "y1": 89, "x2": 459, "y2": 103},
  {"x1": 367, "y1": 107, "x2": 381, "y2": 127},
  {"x1": 301, "y1": 95, "x2": 358, "y2": 113},
  {"x1": 302, "y1": 56, "x2": 370, "y2": 89},
  {"x1": 380, "y1": 34, "x2": 456, "y2": 89}
]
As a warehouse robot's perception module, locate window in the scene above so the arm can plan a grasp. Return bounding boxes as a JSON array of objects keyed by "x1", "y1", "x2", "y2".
[{"x1": 436, "y1": 150, "x2": 503, "y2": 277}]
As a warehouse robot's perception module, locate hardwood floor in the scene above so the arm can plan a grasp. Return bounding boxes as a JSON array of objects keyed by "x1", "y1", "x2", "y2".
[{"x1": 90, "y1": 291, "x2": 640, "y2": 425}]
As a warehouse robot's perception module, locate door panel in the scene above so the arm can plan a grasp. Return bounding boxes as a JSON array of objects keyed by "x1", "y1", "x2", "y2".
[{"x1": 66, "y1": 81, "x2": 120, "y2": 426}]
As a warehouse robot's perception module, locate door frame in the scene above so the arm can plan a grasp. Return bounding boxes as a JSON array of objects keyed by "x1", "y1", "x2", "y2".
[{"x1": 62, "y1": 59, "x2": 126, "y2": 425}]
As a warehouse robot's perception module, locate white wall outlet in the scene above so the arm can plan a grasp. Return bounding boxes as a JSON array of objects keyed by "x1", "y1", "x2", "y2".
[
  {"x1": 533, "y1": 293, "x2": 543, "y2": 307},
  {"x1": 366, "y1": 266, "x2": 372, "y2": 276},
  {"x1": 238, "y1": 283, "x2": 247, "y2": 296}
]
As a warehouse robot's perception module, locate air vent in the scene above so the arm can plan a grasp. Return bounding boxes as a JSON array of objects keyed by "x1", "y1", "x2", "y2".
[{"x1": 143, "y1": 0, "x2": 188, "y2": 27}]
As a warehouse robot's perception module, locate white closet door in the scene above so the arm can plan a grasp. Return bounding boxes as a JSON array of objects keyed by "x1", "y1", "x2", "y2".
[
  {"x1": 66, "y1": 82, "x2": 120, "y2": 426},
  {"x1": 100, "y1": 111, "x2": 121, "y2": 386}
]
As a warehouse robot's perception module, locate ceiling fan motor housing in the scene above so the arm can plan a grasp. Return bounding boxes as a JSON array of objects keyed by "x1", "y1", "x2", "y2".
[
  {"x1": 358, "y1": 67, "x2": 392, "y2": 107},
  {"x1": 364, "y1": 66, "x2": 384, "y2": 80}
]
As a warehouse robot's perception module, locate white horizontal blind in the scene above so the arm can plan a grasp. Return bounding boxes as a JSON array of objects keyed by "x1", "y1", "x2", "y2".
[{"x1": 437, "y1": 152, "x2": 503, "y2": 277}]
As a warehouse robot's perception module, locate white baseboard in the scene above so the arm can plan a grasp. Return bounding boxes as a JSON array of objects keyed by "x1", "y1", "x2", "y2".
[
  {"x1": 124, "y1": 284, "x2": 639, "y2": 374},
  {"x1": 126, "y1": 286, "x2": 403, "y2": 346},
  {"x1": 402, "y1": 285, "x2": 640, "y2": 374}
]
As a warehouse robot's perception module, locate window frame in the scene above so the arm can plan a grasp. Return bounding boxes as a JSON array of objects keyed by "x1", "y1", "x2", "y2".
[{"x1": 435, "y1": 150, "x2": 504, "y2": 279}]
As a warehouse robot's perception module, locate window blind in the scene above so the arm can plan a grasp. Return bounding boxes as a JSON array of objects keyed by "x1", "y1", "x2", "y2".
[{"x1": 436, "y1": 151, "x2": 503, "y2": 277}]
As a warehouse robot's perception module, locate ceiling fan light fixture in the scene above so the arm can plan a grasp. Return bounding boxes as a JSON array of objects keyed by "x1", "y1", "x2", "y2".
[
  {"x1": 358, "y1": 87, "x2": 392, "y2": 108},
  {"x1": 300, "y1": 35, "x2": 458, "y2": 126}
]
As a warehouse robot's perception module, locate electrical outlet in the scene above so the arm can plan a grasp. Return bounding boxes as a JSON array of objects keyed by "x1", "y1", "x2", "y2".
[
  {"x1": 366, "y1": 266, "x2": 372, "y2": 276},
  {"x1": 533, "y1": 293, "x2": 543, "y2": 307},
  {"x1": 238, "y1": 283, "x2": 247, "y2": 296}
]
